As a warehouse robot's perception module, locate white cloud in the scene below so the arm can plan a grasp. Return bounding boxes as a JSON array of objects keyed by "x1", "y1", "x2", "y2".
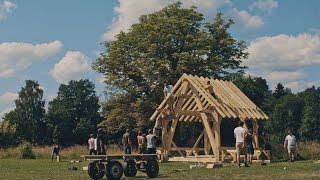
[
  {"x1": 265, "y1": 71, "x2": 305, "y2": 82},
  {"x1": 0, "y1": 107, "x2": 13, "y2": 119},
  {"x1": 227, "y1": 8, "x2": 264, "y2": 30},
  {"x1": 244, "y1": 34, "x2": 320, "y2": 69},
  {"x1": 102, "y1": 0, "x2": 228, "y2": 40},
  {"x1": 0, "y1": 92, "x2": 17, "y2": 119},
  {"x1": 50, "y1": 51, "x2": 92, "y2": 83},
  {"x1": 0, "y1": 92, "x2": 17, "y2": 103},
  {"x1": 0, "y1": 0, "x2": 17, "y2": 21},
  {"x1": 0, "y1": 41, "x2": 62, "y2": 78},
  {"x1": 249, "y1": 0, "x2": 278, "y2": 15}
]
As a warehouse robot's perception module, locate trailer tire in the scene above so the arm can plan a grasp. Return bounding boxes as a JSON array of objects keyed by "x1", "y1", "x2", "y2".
[
  {"x1": 123, "y1": 159, "x2": 137, "y2": 177},
  {"x1": 88, "y1": 160, "x2": 105, "y2": 180},
  {"x1": 106, "y1": 161, "x2": 123, "y2": 180},
  {"x1": 146, "y1": 158, "x2": 159, "y2": 178}
]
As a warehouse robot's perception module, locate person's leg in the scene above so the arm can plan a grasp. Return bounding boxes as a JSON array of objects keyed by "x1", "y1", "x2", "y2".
[
  {"x1": 236, "y1": 143, "x2": 240, "y2": 167},
  {"x1": 128, "y1": 146, "x2": 131, "y2": 154}
]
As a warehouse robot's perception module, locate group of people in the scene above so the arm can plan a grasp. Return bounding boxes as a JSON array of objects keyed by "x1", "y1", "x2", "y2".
[
  {"x1": 121, "y1": 128, "x2": 157, "y2": 155},
  {"x1": 234, "y1": 121, "x2": 297, "y2": 167},
  {"x1": 87, "y1": 128, "x2": 158, "y2": 155},
  {"x1": 87, "y1": 128, "x2": 106, "y2": 155}
]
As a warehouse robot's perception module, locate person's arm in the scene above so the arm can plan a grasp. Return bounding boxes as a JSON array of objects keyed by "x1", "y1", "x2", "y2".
[{"x1": 284, "y1": 137, "x2": 288, "y2": 148}]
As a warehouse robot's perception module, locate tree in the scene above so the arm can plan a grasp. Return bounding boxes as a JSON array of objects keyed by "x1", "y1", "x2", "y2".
[
  {"x1": 298, "y1": 86, "x2": 320, "y2": 141},
  {"x1": 233, "y1": 76, "x2": 270, "y2": 108},
  {"x1": 273, "y1": 83, "x2": 291, "y2": 99},
  {"x1": 266, "y1": 94, "x2": 304, "y2": 144},
  {"x1": 4, "y1": 80, "x2": 47, "y2": 144},
  {"x1": 93, "y1": 2, "x2": 248, "y2": 135},
  {"x1": 0, "y1": 118, "x2": 17, "y2": 147},
  {"x1": 47, "y1": 79, "x2": 101, "y2": 146}
]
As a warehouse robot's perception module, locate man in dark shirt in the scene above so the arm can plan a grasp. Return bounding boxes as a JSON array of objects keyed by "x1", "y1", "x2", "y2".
[
  {"x1": 96, "y1": 128, "x2": 106, "y2": 155},
  {"x1": 122, "y1": 128, "x2": 132, "y2": 154}
]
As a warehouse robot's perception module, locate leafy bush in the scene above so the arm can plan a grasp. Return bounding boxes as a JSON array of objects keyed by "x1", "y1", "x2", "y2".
[{"x1": 19, "y1": 142, "x2": 35, "y2": 159}]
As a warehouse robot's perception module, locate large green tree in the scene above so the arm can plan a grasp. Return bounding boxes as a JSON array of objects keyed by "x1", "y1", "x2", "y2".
[
  {"x1": 5, "y1": 80, "x2": 47, "y2": 144},
  {"x1": 298, "y1": 86, "x2": 320, "y2": 141},
  {"x1": 93, "y1": 2, "x2": 248, "y2": 135},
  {"x1": 47, "y1": 79, "x2": 101, "y2": 146}
]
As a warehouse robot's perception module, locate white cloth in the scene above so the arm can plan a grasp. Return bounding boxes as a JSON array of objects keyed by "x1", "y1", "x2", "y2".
[
  {"x1": 234, "y1": 126, "x2": 246, "y2": 143},
  {"x1": 163, "y1": 85, "x2": 173, "y2": 94},
  {"x1": 146, "y1": 134, "x2": 156, "y2": 148},
  {"x1": 88, "y1": 138, "x2": 95, "y2": 150},
  {"x1": 285, "y1": 135, "x2": 296, "y2": 146}
]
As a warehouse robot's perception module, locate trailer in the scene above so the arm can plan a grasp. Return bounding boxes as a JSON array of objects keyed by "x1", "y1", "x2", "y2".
[{"x1": 81, "y1": 154, "x2": 160, "y2": 180}]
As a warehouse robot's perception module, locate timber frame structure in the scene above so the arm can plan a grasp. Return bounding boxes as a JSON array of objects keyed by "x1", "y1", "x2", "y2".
[{"x1": 150, "y1": 74, "x2": 269, "y2": 163}]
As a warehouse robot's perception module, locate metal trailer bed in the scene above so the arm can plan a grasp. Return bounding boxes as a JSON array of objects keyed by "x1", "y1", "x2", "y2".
[{"x1": 81, "y1": 154, "x2": 160, "y2": 180}]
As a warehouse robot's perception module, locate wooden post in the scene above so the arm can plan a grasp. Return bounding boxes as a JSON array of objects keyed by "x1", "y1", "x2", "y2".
[
  {"x1": 200, "y1": 113, "x2": 218, "y2": 162},
  {"x1": 252, "y1": 120, "x2": 259, "y2": 148},
  {"x1": 204, "y1": 131, "x2": 209, "y2": 155},
  {"x1": 213, "y1": 111, "x2": 222, "y2": 161}
]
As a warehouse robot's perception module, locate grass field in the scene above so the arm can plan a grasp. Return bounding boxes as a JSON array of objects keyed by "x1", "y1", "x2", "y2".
[{"x1": 0, "y1": 158, "x2": 319, "y2": 180}]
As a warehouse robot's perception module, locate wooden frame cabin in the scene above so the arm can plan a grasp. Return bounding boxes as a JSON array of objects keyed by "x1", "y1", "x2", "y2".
[{"x1": 150, "y1": 74, "x2": 270, "y2": 163}]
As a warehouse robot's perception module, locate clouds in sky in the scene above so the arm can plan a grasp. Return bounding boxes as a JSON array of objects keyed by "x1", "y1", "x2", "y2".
[
  {"x1": 245, "y1": 33, "x2": 320, "y2": 92},
  {"x1": 0, "y1": 0, "x2": 16, "y2": 21},
  {"x1": 50, "y1": 51, "x2": 92, "y2": 84},
  {"x1": 102, "y1": 0, "x2": 229, "y2": 40},
  {"x1": 245, "y1": 34, "x2": 320, "y2": 69},
  {"x1": 249, "y1": 0, "x2": 278, "y2": 15},
  {"x1": 0, "y1": 41, "x2": 62, "y2": 78},
  {"x1": 0, "y1": 92, "x2": 17, "y2": 118},
  {"x1": 227, "y1": 8, "x2": 264, "y2": 30}
]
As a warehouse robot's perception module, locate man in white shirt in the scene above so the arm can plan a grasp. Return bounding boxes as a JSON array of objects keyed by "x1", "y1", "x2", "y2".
[
  {"x1": 234, "y1": 121, "x2": 248, "y2": 167},
  {"x1": 163, "y1": 81, "x2": 174, "y2": 111},
  {"x1": 146, "y1": 129, "x2": 157, "y2": 154},
  {"x1": 284, "y1": 130, "x2": 297, "y2": 162}
]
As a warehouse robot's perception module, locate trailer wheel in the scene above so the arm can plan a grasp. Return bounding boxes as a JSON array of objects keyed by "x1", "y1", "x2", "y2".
[
  {"x1": 146, "y1": 158, "x2": 159, "y2": 178},
  {"x1": 106, "y1": 161, "x2": 123, "y2": 180},
  {"x1": 123, "y1": 159, "x2": 137, "y2": 177},
  {"x1": 88, "y1": 160, "x2": 105, "y2": 180}
]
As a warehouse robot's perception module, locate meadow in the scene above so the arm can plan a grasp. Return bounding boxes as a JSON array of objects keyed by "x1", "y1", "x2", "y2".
[{"x1": 0, "y1": 145, "x2": 319, "y2": 179}]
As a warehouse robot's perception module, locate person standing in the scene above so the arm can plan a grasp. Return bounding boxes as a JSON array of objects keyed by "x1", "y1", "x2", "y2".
[
  {"x1": 163, "y1": 81, "x2": 174, "y2": 112},
  {"x1": 51, "y1": 144, "x2": 60, "y2": 161},
  {"x1": 137, "y1": 130, "x2": 146, "y2": 154},
  {"x1": 284, "y1": 130, "x2": 297, "y2": 162},
  {"x1": 146, "y1": 129, "x2": 157, "y2": 154},
  {"x1": 234, "y1": 121, "x2": 248, "y2": 167},
  {"x1": 245, "y1": 128, "x2": 255, "y2": 164},
  {"x1": 122, "y1": 129, "x2": 132, "y2": 154},
  {"x1": 88, "y1": 134, "x2": 96, "y2": 155},
  {"x1": 96, "y1": 128, "x2": 106, "y2": 155}
]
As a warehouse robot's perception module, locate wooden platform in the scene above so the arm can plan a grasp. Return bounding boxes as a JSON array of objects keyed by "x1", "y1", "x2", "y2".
[{"x1": 81, "y1": 154, "x2": 159, "y2": 161}]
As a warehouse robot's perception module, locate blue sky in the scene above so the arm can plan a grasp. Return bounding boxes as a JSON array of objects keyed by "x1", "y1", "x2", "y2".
[{"x1": 1, "y1": 0, "x2": 320, "y2": 118}]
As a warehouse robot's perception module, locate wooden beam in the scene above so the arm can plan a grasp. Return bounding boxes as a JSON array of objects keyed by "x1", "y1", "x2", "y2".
[
  {"x1": 186, "y1": 130, "x2": 204, "y2": 156},
  {"x1": 200, "y1": 113, "x2": 217, "y2": 160},
  {"x1": 171, "y1": 141, "x2": 185, "y2": 157}
]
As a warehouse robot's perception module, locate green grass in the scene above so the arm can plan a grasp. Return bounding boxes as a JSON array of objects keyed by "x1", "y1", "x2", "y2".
[{"x1": 0, "y1": 159, "x2": 319, "y2": 179}]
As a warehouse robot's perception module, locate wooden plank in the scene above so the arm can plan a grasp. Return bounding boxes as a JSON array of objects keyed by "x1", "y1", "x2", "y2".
[
  {"x1": 171, "y1": 141, "x2": 185, "y2": 157},
  {"x1": 187, "y1": 130, "x2": 204, "y2": 156},
  {"x1": 150, "y1": 74, "x2": 185, "y2": 121},
  {"x1": 196, "y1": 76, "x2": 232, "y2": 118},
  {"x1": 186, "y1": 75, "x2": 227, "y2": 118},
  {"x1": 200, "y1": 113, "x2": 216, "y2": 155}
]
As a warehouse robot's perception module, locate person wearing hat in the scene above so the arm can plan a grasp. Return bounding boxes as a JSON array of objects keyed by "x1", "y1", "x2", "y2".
[{"x1": 284, "y1": 130, "x2": 297, "y2": 162}]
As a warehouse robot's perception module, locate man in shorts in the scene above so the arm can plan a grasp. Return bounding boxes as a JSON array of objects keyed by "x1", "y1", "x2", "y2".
[
  {"x1": 234, "y1": 121, "x2": 248, "y2": 167},
  {"x1": 284, "y1": 130, "x2": 297, "y2": 162}
]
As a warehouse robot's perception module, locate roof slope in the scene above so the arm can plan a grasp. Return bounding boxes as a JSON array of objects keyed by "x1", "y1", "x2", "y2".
[{"x1": 151, "y1": 74, "x2": 268, "y2": 122}]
